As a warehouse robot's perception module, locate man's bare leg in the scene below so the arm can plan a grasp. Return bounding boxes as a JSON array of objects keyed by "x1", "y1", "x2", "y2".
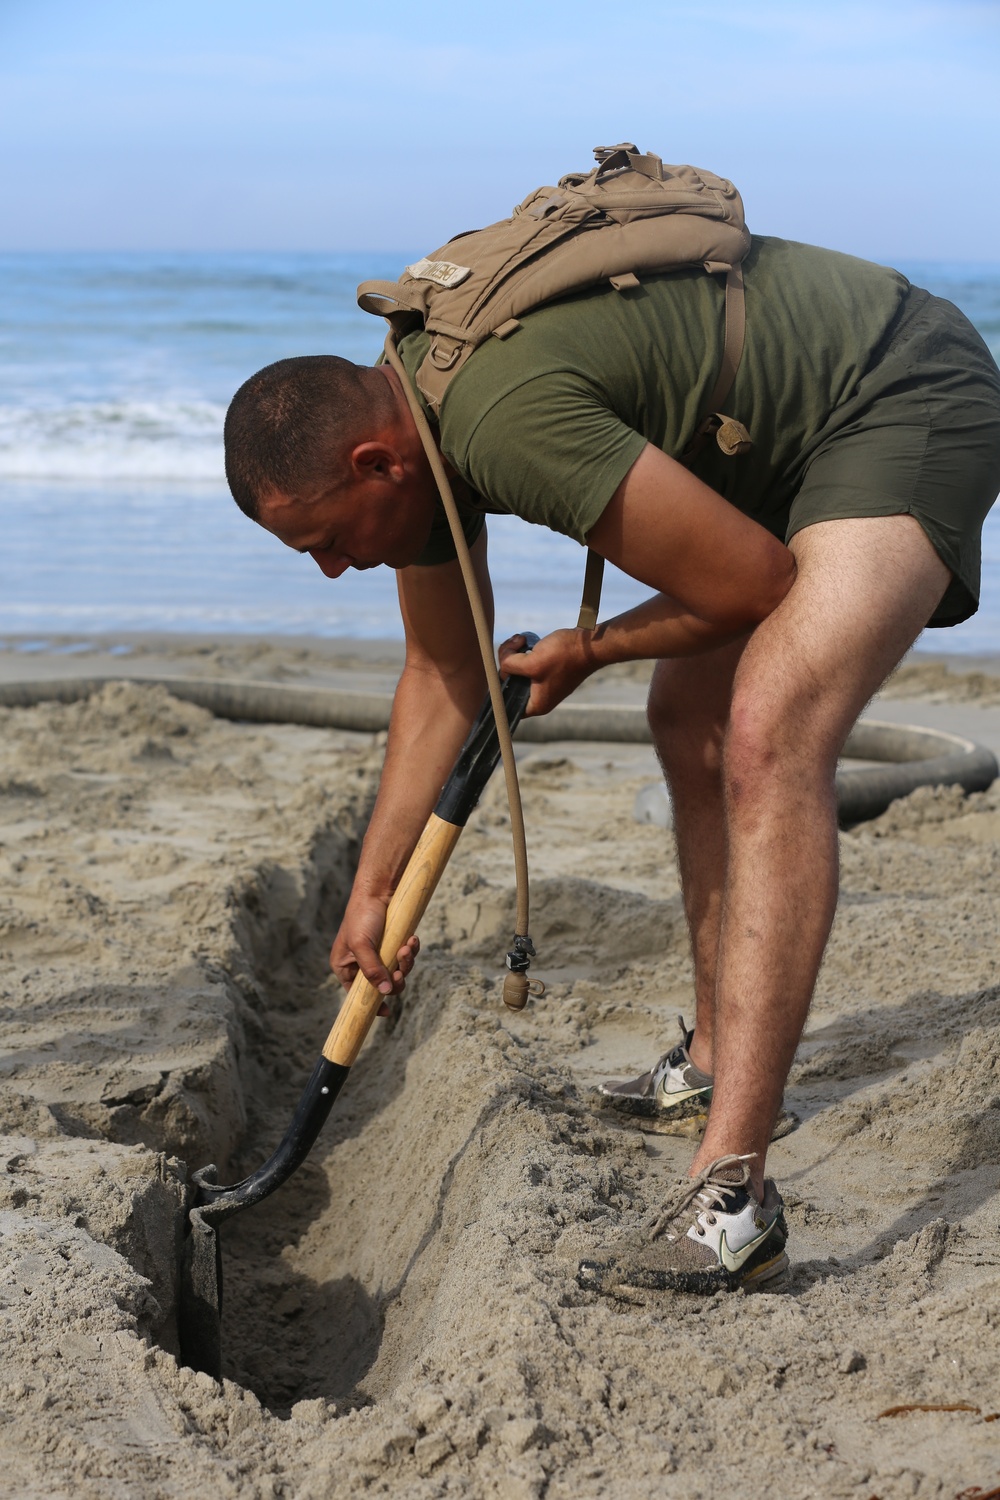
[
  {"x1": 647, "y1": 636, "x2": 747, "y2": 1073},
  {"x1": 691, "y1": 516, "x2": 950, "y2": 1196}
]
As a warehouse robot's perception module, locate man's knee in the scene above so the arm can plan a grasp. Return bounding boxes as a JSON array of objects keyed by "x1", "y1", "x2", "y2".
[{"x1": 723, "y1": 678, "x2": 841, "y2": 806}]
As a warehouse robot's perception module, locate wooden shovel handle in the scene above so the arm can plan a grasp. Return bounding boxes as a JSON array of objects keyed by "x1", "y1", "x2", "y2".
[{"x1": 321, "y1": 814, "x2": 462, "y2": 1068}]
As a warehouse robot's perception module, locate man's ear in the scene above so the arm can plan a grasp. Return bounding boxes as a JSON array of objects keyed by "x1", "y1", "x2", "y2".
[{"x1": 350, "y1": 441, "x2": 405, "y2": 483}]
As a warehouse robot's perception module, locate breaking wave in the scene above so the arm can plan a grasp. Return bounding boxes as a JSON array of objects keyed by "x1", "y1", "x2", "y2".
[{"x1": 0, "y1": 400, "x2": 226, "y2": 481}]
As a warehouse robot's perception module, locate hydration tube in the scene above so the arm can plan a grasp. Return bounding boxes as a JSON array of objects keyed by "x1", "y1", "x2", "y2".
[{"x1": 381, "y1": 330, "x2": 539, "y2": 1010}]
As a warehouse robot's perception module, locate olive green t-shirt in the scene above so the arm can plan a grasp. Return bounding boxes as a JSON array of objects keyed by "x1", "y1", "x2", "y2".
[{"x1": 400, "y1": 236, "x2": 910, "y2": 565}]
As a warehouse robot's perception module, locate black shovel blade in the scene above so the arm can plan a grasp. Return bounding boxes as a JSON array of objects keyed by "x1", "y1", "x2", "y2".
[
  {"x1": 178, "y1": 1205, "x2": 223, "y2": 1379},
  {"x1": 176, "y1": 1058, "x2": 347, "y2": 1375}
]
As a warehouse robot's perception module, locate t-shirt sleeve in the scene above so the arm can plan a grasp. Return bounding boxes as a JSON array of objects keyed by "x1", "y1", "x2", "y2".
[{"x1": 447, "y1": 372, "x2": 648, "y2": 544}]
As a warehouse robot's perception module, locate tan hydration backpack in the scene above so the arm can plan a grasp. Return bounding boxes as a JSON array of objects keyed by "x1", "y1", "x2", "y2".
[
  {"x1": 358, "y1": 143, "x2": 753, "y2": 628},
  {"x1": 356, "y1": 147, "x2": 753, "y2": 1006}
]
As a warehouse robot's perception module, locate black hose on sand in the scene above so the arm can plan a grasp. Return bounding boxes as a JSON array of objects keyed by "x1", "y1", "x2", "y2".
[{"x1": 0, "y1": 675, "x2": 995, "y2": 825}]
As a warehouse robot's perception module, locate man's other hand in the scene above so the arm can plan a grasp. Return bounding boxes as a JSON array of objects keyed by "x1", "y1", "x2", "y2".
[
  {"x1": 499, "y1": 629, "x2": 595, "y2": 716},
  {"x1": 330, "y1": 890, "x2": 420, "y2": 1016}
]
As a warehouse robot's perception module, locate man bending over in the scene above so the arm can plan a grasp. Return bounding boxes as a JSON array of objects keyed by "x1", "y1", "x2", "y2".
[{"x1": 223, "y1": 233, "x2": 1000, "y2": 1292}]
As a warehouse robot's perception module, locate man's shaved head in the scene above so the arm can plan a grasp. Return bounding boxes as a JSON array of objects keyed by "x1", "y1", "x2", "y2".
[{"x1": 224, "y1": 355, "x2": 394, "y2": 520}]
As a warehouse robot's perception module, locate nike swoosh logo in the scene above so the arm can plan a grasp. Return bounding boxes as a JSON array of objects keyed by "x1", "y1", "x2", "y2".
[
  {"x1": 654, "y1": 1084, "x2": 711, "y2": 1105},
  {"x1": 719, "y1": 1220, "x2": 775, "y2": 1273}
]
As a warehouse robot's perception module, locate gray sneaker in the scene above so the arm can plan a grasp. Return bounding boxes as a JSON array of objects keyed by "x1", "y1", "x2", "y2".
[
  {"x1": 596, "y1": 1015, "x2": 713, "y2": 1119},
  {"x1": 578, "y1": 1154, "x2": 789, "y2": 1296}
]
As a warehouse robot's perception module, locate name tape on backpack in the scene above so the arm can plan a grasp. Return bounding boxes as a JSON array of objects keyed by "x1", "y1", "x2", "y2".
[{"x1": 404, "y1": 257, "x2": 472, "y2": 290}]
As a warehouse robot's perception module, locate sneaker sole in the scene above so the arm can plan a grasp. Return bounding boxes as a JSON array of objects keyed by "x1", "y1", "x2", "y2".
[
  {"x1": 593, "y1": 1087, "x2": 713, "y2": 1121},
  {"x1": 738, "y1": 1248, "x2": 790, "y2": 1289},
  {"x1": 577, "y1": 1248, "x2": 790, "y2": 1298},
  {"x1": 593, "y1": 1092, "x2": 800, "y2": 1143}
]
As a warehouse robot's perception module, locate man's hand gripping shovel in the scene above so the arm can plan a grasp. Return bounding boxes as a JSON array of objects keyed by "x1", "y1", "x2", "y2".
[{"x1": 179, "y1": 642, "x2": 540, "y2": 1378}]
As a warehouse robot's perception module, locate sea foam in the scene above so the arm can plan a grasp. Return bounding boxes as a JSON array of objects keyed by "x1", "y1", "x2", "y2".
[{"x1": 0, "y1": 400, "x2": 226, "y2": 481}]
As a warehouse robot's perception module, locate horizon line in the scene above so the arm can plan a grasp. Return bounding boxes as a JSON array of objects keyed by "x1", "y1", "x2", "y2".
[{"x1": 1, "y1": 247, "x2": 999, "y2": 269}]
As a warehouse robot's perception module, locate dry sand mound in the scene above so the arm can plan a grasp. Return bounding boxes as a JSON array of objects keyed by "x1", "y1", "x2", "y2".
[
  {"x1": 883, "y1": 660, "x2": 1000, "y2": 705},
  {"x1": 2, "y1": 684, "x2": 1000, "y2": 1499}
]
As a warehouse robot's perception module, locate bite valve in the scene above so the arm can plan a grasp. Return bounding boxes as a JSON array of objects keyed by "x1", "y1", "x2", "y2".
[{"x1": 502, "y1": 972, "x2": 530, "y2": 1011}]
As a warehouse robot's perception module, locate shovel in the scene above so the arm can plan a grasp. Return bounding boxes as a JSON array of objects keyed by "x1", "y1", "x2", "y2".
[{"x1": 178, "y1": 646, "x2": 537, "y2": 1377}]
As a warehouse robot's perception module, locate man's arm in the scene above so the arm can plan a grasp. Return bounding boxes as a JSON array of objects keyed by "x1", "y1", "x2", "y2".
[
  {"x1": 500, "y1": 444, "x2": 796, "y2": 714},
  {"x1": 329, "y1": 530, "x2": 492, "y2": 994}
]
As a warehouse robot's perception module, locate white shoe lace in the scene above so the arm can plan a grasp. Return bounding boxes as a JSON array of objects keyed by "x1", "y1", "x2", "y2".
[{"x1": 649, "y1": 1153, "x2": 756, "y2": 1242}]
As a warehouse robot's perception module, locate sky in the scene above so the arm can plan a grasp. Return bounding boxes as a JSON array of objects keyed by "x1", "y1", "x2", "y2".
[{"x1": 0, "y1": 0, "x2": 998, "y2": 259}]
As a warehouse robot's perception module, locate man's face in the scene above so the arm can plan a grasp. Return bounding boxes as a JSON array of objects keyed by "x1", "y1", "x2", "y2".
[{"x1": 258, "y1": 455, "x2": 436, "y2": 578}]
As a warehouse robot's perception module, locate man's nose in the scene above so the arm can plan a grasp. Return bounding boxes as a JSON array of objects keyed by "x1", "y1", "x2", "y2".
[{"x1": 308, "y1": 549, "x2": 352, "y2": 579}]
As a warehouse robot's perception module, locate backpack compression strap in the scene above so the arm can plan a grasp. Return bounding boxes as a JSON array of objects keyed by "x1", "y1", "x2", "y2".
[{"x1": 356, "y1": 281, "x2": 420, "y2": 326}]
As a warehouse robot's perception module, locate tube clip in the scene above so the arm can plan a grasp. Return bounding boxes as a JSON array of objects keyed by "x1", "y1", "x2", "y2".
[{"x1": 505, "y1": 933, "x2": 536, "y2": 973}]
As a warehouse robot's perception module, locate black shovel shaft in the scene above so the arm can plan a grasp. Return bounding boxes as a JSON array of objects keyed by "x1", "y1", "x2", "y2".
[
  {"x1": 434, "y1": 642, "x2": 536, "y2": 825},
  {"x1": 188, "y1": 637, "x2": 537, "y2": 1226}
]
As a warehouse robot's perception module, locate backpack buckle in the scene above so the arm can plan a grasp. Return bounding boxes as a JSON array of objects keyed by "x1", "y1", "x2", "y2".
[
  {"x1": 593, "y1": 143, "x2": 639, "y2": 163},
  {"x1": 428, "y1": 335, "x2": 463, "y2": 372},
  {"x1": 592, "y1": 144, "x2": 664, "y2": 181}
]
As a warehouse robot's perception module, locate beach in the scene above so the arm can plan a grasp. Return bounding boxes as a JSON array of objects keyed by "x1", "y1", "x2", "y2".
[
  {"x1": 3, "y1": 5, "x2": 1000, "y2": 1494},
  {"x1": 2, "y1": 634, "x2": 1000, "y2": 1499}
]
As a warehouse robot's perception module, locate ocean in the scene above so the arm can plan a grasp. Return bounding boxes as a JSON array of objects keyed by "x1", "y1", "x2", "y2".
[{"x1": 1, "y1": 253, "x2": 998, "y2": 651}]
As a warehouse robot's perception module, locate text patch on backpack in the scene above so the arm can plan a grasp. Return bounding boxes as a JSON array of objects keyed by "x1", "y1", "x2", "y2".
[{"x1": 404, "y1": 258, "x2": 472, "y2": 290}]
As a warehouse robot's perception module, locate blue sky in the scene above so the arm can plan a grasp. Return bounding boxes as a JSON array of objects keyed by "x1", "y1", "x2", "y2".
[{"x1": 1, "y1": 0, "x2": 998, "y2": 258}]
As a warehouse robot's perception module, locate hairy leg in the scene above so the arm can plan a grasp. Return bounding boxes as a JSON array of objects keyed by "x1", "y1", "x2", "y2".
[
  {"x1": 692, "y1": 515, "x2": 950, "y2": 1195},
  {"x1": 647, "y1": 635, "x2": 748, "y2": 1072}
]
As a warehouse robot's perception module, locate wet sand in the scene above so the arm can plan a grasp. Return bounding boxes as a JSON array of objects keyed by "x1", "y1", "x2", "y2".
[{"x1": 1, "y1": 636, "x2": 1000, "y2": 1499}]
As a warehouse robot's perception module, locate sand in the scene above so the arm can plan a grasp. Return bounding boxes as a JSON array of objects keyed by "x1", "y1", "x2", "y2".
[{"x1": 2, "y1": 638, "x2": 1000, "y2": 1499}]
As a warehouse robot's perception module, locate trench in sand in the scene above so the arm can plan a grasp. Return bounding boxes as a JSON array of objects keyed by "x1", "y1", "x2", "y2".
[
  {"x1": 173, "y1": 789, "x2": 728, "y2": 1425},
  {"x1": 192, "y1": 811, "x2": 680, "y2": 1414},
  {"x1": 150, "y1": 800, "x2": 580, "y2": 1410},
  {"x1": 209, "y1": 828, "x2": 393, "y2": 1410}
]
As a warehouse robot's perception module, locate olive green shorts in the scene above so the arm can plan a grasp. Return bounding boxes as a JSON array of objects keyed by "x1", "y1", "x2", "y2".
[{"x1": 785, "y1": 286, "x2": 1000, "y2": 627}]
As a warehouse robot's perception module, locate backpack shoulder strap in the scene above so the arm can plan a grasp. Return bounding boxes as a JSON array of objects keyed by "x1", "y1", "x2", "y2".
[
  {"x1": 704, "y1": 262, "x2": 746, "y2": 415},
  {"x1": 576, "y1": 549, "x2": 605, "y2": 631},
  {"x1": 576, "y1": 259, "x2": 747, "y2": 633}
]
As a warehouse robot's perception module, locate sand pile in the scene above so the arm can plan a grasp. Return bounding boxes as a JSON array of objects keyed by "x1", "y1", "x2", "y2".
[
  {"x1": 883, "y1": 659, "x2": 1000, "y2": 705},
  {"x1": 2, "y1": 681, "x2": 1000, "y2": 1499}
]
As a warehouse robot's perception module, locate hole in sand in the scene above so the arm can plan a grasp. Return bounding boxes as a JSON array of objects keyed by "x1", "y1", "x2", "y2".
[
  {"x1": 202, "y1": 828, "x2": 390, "y2": 1410},
  {"x1": 164, "y1": 843, "x2": 688, "y2": 1413}
]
